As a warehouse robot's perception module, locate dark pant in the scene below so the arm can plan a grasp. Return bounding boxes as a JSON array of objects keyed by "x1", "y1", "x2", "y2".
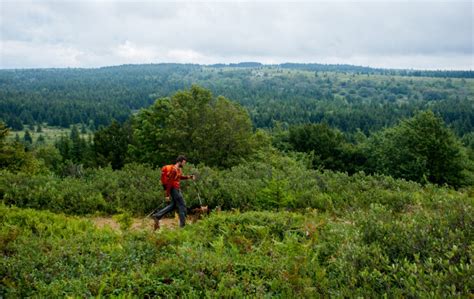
[{"x1": 152, "y1": 188, "x2": 187, "y2": 227}]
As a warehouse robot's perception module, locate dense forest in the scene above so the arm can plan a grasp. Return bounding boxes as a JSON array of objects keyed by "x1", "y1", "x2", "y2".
[
  {"x1": 1, "y1": 64, "x2": 473, "y2": 136},
  {"x1": 1, "y1": 65, "x2": 473, "y2": 297}
]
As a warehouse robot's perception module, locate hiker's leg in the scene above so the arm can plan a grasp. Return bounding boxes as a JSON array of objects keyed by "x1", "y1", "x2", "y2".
[
  {"x1": 171, "y1": 188, "x2": 187, "y2": 227},
  {"x1": 152, "y1": 200, "x2": 175, "y2": 219}
]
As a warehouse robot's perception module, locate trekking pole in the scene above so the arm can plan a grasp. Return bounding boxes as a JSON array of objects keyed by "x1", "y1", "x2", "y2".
[
  {"x1": 192, "y1": 178, "x2": 203, "y2": 206},
  {"x1": 144, "y1": 193, "x2": 167, "y2": 220},
  {"x1": 144, "y1": 190, "x2": 170, "y2": 220},
  {"x1": 144, "y1": 208, "x2": 158, "y2": 220}
]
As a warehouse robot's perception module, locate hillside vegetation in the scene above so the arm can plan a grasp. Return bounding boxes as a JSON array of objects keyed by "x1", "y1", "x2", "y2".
[{"x1": 1, "y1": 69, "x2": 473, "y2": 296}]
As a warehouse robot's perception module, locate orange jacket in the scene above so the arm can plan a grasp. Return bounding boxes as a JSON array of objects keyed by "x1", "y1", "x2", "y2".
[{"x1": 165, "y1": 165, "x2": 190, "y2": 196}]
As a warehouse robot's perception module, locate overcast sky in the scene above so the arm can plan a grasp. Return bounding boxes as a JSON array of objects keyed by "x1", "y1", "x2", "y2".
[{"x1": 1, "y1": 0, "x2": 472, "y2": 70}]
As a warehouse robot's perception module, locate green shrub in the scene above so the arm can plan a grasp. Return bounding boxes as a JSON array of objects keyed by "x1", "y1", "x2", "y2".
[
  {"x1": 1, "y1": 164, "x2": 165, "y2": 216},
  {"x1": 1, "y1": 202, "x2": 472, "y2": 297},
  {"x1": 1, "y1": 153, "x2": 472, "y2": 217},
  {"x1": 113, "y1": 209, "x2": 133, "y2": 231},
  {"x1": 322, "y1": 200, "x2": 474, "y2": 297}
]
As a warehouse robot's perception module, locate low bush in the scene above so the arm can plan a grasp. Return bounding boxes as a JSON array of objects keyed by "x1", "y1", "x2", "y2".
[
  {"x1": 2, "y1": 153, "x2": 472, "y2": 217},
  {"x1": 1, "y1": 200, "x2": 472, "y2": 297},
  {"x1": 1, "y1": 164, "x2": 163, "y2": 215}
]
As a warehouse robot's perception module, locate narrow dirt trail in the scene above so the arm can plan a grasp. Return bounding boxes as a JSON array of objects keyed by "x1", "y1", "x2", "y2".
[{"x1": 92, "y1": 216, "x2": 179, "y2": 231}]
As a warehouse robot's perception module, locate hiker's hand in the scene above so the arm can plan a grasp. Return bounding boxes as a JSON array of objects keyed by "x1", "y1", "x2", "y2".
[
  {"x1": 165, "y1": 196, "x2": 170, "y2": 202},
  {"x1": 190, "y1": 175, "x2": 196, "y2": 180}
]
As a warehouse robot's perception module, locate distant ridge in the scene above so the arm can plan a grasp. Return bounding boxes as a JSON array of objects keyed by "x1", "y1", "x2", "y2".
[
  {"x1": 3, "y1": 62, "x2": 472, "y2": 78},
  {"x1": 210, "y1": 62, "x2": 263, "y2": 68},
  {"x1": 99, "y1": 62, "x2": 473, "y2": 78},
  {"x1": 277, "y1": 63, "x2": 473, "y2": 78}
]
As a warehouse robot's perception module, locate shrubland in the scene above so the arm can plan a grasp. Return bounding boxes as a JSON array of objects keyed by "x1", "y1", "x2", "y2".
[{"x1": 1, "y1": 192, "x2": 472, "y2": 297}]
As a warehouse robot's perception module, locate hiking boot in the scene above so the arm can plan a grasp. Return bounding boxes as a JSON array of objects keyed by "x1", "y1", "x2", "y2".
[{"x1": 152, "y1": 216, "x2": 160, "y2": 231}]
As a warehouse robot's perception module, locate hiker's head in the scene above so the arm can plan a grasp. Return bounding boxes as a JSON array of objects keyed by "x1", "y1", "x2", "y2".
[{"x1": 176, "y1": 155, "x2": 187, "y2": 167}]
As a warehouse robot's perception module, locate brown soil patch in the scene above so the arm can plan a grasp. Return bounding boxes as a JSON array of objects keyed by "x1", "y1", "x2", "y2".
[{"x1": 92, "y1": 216, "x2": 179, "y2": 231}]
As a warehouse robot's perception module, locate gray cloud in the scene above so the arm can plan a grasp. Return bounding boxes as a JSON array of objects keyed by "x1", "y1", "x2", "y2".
[{"x1": 1, "y1": 1, "x2": 472, "y2": 69}]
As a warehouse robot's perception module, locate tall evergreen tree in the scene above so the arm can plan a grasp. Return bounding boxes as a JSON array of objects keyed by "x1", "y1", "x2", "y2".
[
  {"x1": 0, "y1": 122, "x2": 8, "y2": 142},
  {"x1": 23, "y1": 130, "x2": 33, "y2": 144},
  {"x1": 70, "y1": 125, "x2": 83, "y2": 163},
  {"x1": 94, "y1": 120, "x2": 132, "y2": 169},
  {"x1": 55, "y1": 135, "x2": 72, "y2": 161},
  {"x1": 0, "y1": 122, "x2": 38, "y2": 173}
]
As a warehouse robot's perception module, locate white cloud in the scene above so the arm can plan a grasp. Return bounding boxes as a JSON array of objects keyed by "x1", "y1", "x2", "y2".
[
  {"x1": 166, "y1": 49, "x2": 206, "y2": 63},
  {"x1": 0, "y1": 40, "x2": 85, "y2": 68},
  {"x1": 114, "y1": 41, "x2": 158, "y2": 62},
  {"x1": 0, "y1": 0, "x2": 472, "y2": 69}
]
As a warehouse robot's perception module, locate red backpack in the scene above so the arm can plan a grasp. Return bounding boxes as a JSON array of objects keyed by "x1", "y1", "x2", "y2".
[{"x1": 160, "y1": 165, "x2": 174, "y2": 186}]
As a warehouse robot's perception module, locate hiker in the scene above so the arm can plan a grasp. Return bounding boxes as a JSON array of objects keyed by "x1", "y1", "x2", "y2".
[{"x1": 152, "y1": 155, "x2": 195, "y2": 230}]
